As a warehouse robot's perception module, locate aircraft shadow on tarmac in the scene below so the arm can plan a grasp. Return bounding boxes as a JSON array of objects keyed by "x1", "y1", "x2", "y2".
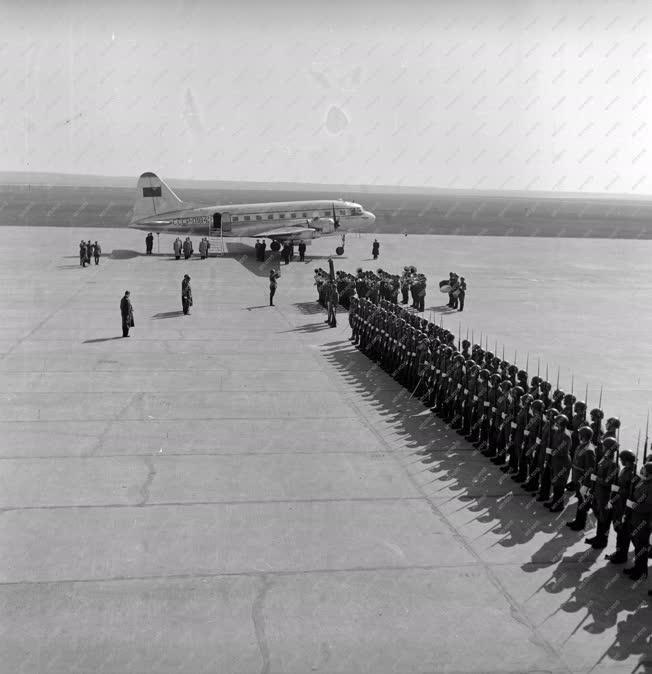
[
  {"x1": 322, "y1": 342, "x2": 652, "y2": 671},
  {"x1": 151, "y1": 310, "x2": 185, "y2": 319}
]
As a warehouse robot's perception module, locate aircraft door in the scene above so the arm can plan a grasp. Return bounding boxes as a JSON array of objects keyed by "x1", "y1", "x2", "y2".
[{"x1": 211, "y1": 212, "x2": 222, "y2": 232}]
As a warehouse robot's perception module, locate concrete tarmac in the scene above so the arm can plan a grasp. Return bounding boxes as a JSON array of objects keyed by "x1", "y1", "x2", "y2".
[{"x1": 1, "y1": 227, "x2": 650, "y2": 673}]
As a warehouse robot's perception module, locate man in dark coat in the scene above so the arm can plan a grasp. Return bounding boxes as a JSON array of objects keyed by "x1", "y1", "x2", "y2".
[
  {"x1": 182, "y1": 275, "x2": 193, "y2": 315},
  {"x1": 298, "y1": 241, "x2": 306, "y2": 261},
  {"x1": 146, "y1": 232, "x2": 154, "y2": 255},
  {"x1": 269, "y1": 269, "x2": 279, "y2": 306},
  {"x1": 120, "y1": 291, "x2": 134, "y2": 337},
  {"x1": 372, "y1": 239, "x2": 380, "y2": 260}
]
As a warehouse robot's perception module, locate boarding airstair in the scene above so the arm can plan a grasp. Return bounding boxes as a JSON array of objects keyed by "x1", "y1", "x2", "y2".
[{"x1": 207, "y1": 235, "x2": 226, "y2": 256}]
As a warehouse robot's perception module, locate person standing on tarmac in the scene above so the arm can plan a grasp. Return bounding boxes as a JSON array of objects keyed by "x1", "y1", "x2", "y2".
[
  {"x1": 181, "y1": 275, "x2": 193, "y2": 315},
  {"x1": 372, "y1": 239, "x2": 380, "y2": 260},
  {"x1": 298, "y1": 241, "x2": 306, "y2": 261},
  {"x1": 458, "y1": 277, "x2": 466, "y2": 311},
  {"x1": 327, "y1": 280, "x2": 339, "y2": 327},
  {"x1": 269, "y1": 268, "x2": 279, "y2": 306},
  {"x1": 120, "y1": 290, "x2": 134, "y2": 337},
  {"x1": 173, "y1": 237, "x2": 182, "y2": 260},
  {"x1": 93, "y1": 241, "x2": 101, "y2": 265},
  {"x1": 145, "y1": 232, "x2": 154, "y2": 255}
]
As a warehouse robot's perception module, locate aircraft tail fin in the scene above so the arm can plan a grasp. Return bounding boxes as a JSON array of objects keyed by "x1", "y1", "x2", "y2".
[{"x1": 132, "y1": 172, "x2": 184, "y2": 222}]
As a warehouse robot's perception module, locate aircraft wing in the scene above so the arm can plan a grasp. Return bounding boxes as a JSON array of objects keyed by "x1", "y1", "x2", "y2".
[{"x1": 256, "y1": 226, "x2": 315, "y2": 239}]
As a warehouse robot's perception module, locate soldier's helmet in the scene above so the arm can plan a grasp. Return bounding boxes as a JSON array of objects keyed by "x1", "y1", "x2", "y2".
[
  {"x1": 444, "y1": 346, "x2": 453, "y2": 355},
  {"x1": 606, "y1": 416, "x2": 621, "y2": 429},
  {"x1": 499, "y1": 380, "x2": 512, "y2": 391},
  {"x1": 553, "y1": 389, "x2": 565, "y2": 400},
  {"x1": 462, "y1": 339, "x2": 470, "y2": 349},
  {"x1": 410, "y1": 266, "x2": 417, "y2": 273},
  {"x1": 574, "y1": 400, "x2": 587, "y2": 412},
  {"x1": 540, "y1": 381, "x2": 551, "y2": 393},
  {"x1": 619, "y1": 449, "x2": 636, "y2": 463},
  {"x1": 578, "y1": 425, "x2": 593, "y2": 441},
  {"x1": 454, "y1": 354, "x2": 465, "y2": 363},
  {"x1": 531, "y1": 399, "x2": 545, "y2": 413},
  {"x1": 590, "y1": 408, "x2": 604, "y2": 420},
  {"x1": 563, "y1": 393, "x2": 576, "y2": 407},
  {"x1": 512, "y1": 386, "x2": 525, "y2": 398},
  {"x1": 403, "y1": 266, "x2": 409, "y2": 271},
  {"x1": 489, "y1": 373, "x2": 502, "y2": 385},
  {"x1": 602, "y1": 436, "x2": 619, "y2": 452},
  {"x1": 641, "y1": 462, "x2": 652, "y2": 477},
  {"x1": 530, "y1": 376, "x2": 542, "y2": 388},
  {"x1": 547, "y1": 407, "x2": 560, "y2": 418},
  {"x1": 356, "y1": 268, "x2": 363, "y2": 273},
  {"x1": 517, "y1": 369, "x2": 528, "y2": 381},
  {"x1": 521, "y1": 393, "x2": 534, "y2": 405},
  {"x1": 485, "y1": 351, "x2": 494, "y2": 361},
  {"x1": 479, "y1": 368, "x2": 490, "y2": 380},
  {"x1": 555, "y1": 413, "x2": 569, "y2": 426},
  {"x1": 507, "y1": 364, "x2": 518, "y2": 376},
  {"x1": 465, "y1": 359, "x2": 475, "y2": 368}
]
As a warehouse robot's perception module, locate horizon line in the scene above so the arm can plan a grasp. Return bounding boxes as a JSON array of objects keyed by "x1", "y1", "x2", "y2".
[{"x1": 2, "y1": 169, "x2": 652, "y2": 202}]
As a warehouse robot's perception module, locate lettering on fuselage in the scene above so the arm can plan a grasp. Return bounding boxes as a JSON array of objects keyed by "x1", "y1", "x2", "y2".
[{"x1": 172, "y1": 216, "x2": 210, "y2": 226}]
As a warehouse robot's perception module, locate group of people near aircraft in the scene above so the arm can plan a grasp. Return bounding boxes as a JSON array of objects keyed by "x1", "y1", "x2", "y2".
[
  {"x1": 170, "y1": 236, "x2": 211, "y2": 260},
  {"x1": 78, "y1": 239, "x2": 101, "y2": 266},
  {"x1": 344, "y1": 295, "x2": 652, "y2": 589}
]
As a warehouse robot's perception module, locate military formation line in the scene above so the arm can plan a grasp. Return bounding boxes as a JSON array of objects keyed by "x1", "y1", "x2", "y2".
[{"x1": 313, "y1": 265, "x2": 652, "y2": 589}]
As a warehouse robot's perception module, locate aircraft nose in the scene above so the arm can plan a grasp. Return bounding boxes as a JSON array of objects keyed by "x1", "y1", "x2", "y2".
[{"x1": 363, "y1": 210, "x2": 376, "y2": 223}]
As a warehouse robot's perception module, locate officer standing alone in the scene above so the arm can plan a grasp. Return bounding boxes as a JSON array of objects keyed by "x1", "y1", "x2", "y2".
[
  {"x1": 120, "y1": 291, "x2": 134, "y2": 337},
  {"x1": 181, "y1": 274, "x2": 193, "y2": 315},
  {"x1": 269, "y1": 268, "x2": 279, "y2": 306}
]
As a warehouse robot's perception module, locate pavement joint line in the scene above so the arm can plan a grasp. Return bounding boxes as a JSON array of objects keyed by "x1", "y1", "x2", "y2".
[
  {"x1": 0, "y1": 449, "x2": 389, "y2": 459},
  {"x1": 0, "y1": 415, "x2": 362, "y2": 423},
  {"x1": 305, "y1": 338, "x2": 574, "y2": 674},
  {"x1": 0, "y1": 559, "x2": 613, "y2": 589},
  {"x1": 0, "y1": 562, "x2": 490, "y2": 588},
  {"x1": 0, "y1": 496, "x2": 429, "y2": 513}
]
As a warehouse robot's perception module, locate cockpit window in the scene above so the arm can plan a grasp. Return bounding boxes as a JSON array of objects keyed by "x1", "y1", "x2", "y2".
[{"x1": 350, "y1": 207, "x2": 363, "y2": 216}]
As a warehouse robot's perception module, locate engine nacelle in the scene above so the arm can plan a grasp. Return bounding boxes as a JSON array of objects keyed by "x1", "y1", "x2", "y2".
[{"x1": 311, "y1": 217, "x2": 335, "y2": 235}]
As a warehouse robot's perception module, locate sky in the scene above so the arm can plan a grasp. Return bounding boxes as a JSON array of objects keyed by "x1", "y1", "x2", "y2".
[{"x1": 1, "y1": 0, "x2": 651, "y2": 192}]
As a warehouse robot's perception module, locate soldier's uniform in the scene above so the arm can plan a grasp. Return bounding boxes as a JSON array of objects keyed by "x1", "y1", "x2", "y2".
[
  {"x1": 536, "y1": 408, "x2": 559, "y2": 502},
  {"x1": 565, "y1": 426, "x2": 596, "y2": 530},
  {"x1": 621, "y1": 462, "x2": 652, "y2": 581},
  {"x1": 519, "y1": 399, "x2": 544, "y2": 486},
  {"x1": 605, "y1": 450, "x2": 637, "y2": 563},
  {"x1": 546, "y1": 415, "x2": 572, "y2": 512},
  {"x1": 585, "y1": 437, "x2": 619, "y2": 549}
]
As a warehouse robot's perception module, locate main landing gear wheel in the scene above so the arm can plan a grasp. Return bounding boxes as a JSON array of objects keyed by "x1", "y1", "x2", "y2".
[
  {"x1": 270, "y1": 241, "x2": 281, "y2": 252},
  {"x1": 335, "y1": 246, "x2": 344, "y2": 255}
]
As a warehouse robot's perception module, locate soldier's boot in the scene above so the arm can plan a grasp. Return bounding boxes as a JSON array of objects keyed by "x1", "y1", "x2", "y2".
[
  {"x1": 566, "y1": 503, "x2": 588, "y2": 530},
  {"x1": 546, "y1": 487, "x2": 566, "y2": 512},
  {"x1": 623, "y1": 547, "x2": 648, "y2": 580},
  {"x1": 589, "y1": 519, "x2": 610, "y2": 549},
  {"x1": 605, "y1": 527, "x2": 631, "y2": 563}
]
